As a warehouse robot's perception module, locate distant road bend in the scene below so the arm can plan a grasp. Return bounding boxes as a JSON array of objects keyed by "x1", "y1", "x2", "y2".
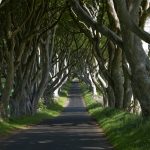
[{"x1": 0, "y1": 82, "x2": 114, "y2": 150}]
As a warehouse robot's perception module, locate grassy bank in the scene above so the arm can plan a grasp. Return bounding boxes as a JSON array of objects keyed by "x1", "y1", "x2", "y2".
[
  {"x1": 0, "y1": 95, "x2": 67, "y2": 138},
  {"x1": 82, "y1": 84, "x2": 150, "y2": 150},
  {"x1": 0, "y1": 81, "x2": 71, "y2": 138}
]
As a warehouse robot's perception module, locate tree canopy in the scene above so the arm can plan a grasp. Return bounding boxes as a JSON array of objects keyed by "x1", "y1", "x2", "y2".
[{"x1": 0, "y1": 0, "x2": 150, "y2": 118}]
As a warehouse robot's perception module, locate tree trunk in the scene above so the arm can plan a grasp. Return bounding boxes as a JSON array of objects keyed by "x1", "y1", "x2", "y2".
[
  {"x1": 111, "y1": 47, "x2": 124, "y2": 108},
  {"x1": 122, "y1": 56, "x2": 132, "y2": 110},
  {"x1": 114, "y1": 0, "x2": 150, "y2": 116},
  {"x1": 106, "y1": 86, "x2": 115, "y2": 107},
  {"x1": 0, "y1": 49, "x2": 14, "y2": 118}
]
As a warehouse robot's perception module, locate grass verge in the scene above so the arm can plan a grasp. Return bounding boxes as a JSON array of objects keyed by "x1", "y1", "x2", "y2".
[
  {"x1": 82, "y1": 84, "x2": 150, "y2": 150},
  {"x1": 0, "y1": 96, "x2": 67, "y2": 139}
]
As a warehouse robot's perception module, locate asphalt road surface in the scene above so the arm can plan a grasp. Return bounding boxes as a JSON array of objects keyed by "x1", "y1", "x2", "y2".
[{"x1": 0, "y1": 82, "x2": 114, "y2": 150}]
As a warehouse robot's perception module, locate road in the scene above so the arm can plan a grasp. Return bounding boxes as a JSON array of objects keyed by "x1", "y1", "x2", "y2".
[{"x1": 0, "y1": 82, "x2": 114, "y2": 150}]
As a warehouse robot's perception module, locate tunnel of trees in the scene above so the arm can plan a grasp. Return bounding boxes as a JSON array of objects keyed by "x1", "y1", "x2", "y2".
[{"x1": 0, "y1": 0, "x2": 150, "y2": 119}]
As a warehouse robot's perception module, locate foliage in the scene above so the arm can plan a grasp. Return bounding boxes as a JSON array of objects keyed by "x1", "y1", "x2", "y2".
[
  {"x1": 1, "y1": 0, "x2": 150, "y2": 120},
  {"x1": 59, "y1": 81, "x2": 71, "y2": 97},
  {"x1": 82, "y1": 84, "x2": 150, "y2": 150}
]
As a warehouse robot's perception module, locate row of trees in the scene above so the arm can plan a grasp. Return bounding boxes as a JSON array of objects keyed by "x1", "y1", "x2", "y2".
[
  {"x1": 68, "y1": 0, "x2": 150, "y2": 116},
  {"x1": 0, "y1": 0, "x2": 75, "y2": 118},
  {"x1": 0, "y1": 0, "x2": 150, "y2": 118}
]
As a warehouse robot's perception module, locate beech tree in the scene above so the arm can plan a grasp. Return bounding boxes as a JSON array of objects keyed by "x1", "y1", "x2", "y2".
[
  {"x1": 1, "y1": 0, "x2": 150, "y2": 119},
  {"x1": 69, "y1": 0, "x2": 150, "y2": 116},
  {"x1": 0, "y1": 0, "x2": 67, "y2": 117}
]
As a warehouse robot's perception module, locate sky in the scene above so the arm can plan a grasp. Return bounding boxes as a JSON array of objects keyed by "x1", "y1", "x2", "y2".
[{"x1": 142, "y1": 17, "x2": 150, "y2": 54}]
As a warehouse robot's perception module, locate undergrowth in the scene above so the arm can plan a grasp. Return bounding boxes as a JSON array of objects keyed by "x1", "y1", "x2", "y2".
[
  {"x1": 81, "y1": 83, "x2": 150, "y2": 150},
  {"x1": 0, "y1": 83, "x2": 70, "y2": 138}
]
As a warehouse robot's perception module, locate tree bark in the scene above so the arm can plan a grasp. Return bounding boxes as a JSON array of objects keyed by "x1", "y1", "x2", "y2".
[
  {"x1": 114, "y1": 0, "x2": 150, "y2": 116},
  {"x1": 0, "y1": 46, "x2": 14, "y2": 117}
]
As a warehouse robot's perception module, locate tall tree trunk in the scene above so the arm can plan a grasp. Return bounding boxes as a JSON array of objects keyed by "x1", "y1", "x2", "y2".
[
  {"x1": 122, "y1": 56, "x2": 132, "y2": 110},
  {"x1": 106, "y1": 86, "x2": 115, "y2": 107},
  {"x1": 111, "y1": 46, "x2": 124, "y2": 108},
  {"x1": 114, "y1": 0, "x2": 150, "y2": 116},
  {"x1": 0, "y1": 49, "x2": 14, "y2": 118},
  {"x1": 32, "y1": 45, "x2": 49, "y2": 114}
]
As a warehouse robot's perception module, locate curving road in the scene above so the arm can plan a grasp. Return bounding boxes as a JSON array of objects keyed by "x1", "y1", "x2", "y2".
[{"x1": 0, "y1": 82, "x2": 114, "y2": 150}]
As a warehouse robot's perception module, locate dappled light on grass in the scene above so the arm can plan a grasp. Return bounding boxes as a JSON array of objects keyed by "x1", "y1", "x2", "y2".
[
  {"x1": 0, "y1": 121, "x2": 18, "y2": 136},
  {"x1": 83, "y1": 92, "x2": 150, "y2": 150},
  {"x1": 0, "y1": 82, "x2": 114, "y2": 150},
  {"x1": 0, "y1": 97, "x2": 66, "y2": 138}
]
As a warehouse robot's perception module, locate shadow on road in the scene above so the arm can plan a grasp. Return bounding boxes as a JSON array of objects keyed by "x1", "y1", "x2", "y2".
[{"x1": 0, "y1": 82, "x2": 114, "y2": 150}]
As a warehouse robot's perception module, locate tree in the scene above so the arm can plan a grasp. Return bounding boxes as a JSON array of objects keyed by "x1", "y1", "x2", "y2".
[{"x1": 69, "y1": 0, "x2": 150, "y2": 116}]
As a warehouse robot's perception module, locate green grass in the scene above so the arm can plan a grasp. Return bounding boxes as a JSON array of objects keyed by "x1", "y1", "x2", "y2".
[
  {"x1": 82, "y1": 85, "x2": 150, "y2": 150},
  {"x1": 0, "y1": 96, "x2": 67, "y2": 138}
]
